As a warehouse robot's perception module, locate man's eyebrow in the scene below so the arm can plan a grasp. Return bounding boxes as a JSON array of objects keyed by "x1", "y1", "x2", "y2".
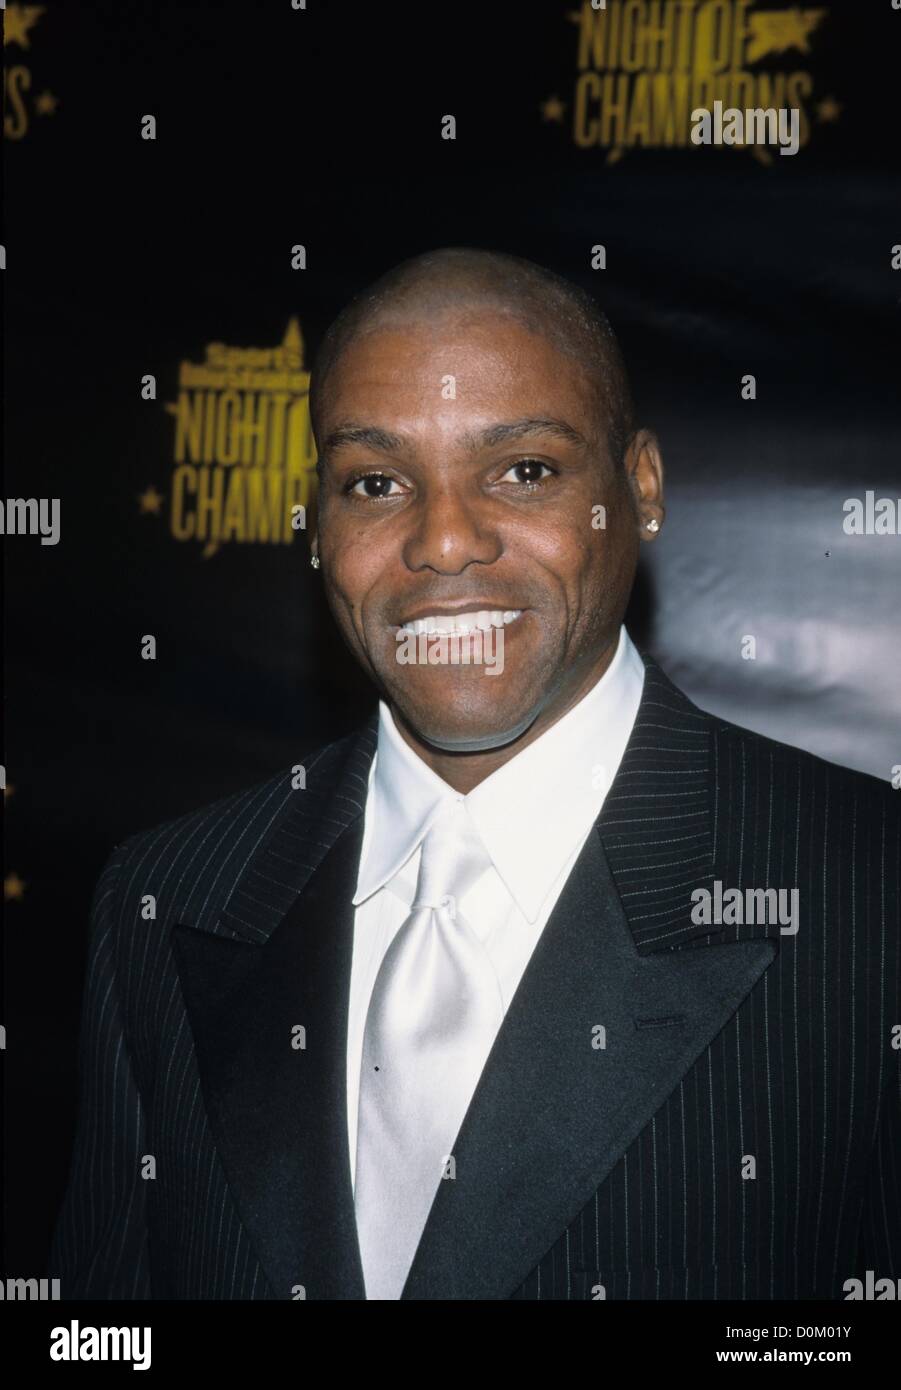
[
  {"x1": 319, "y1": 424, "x2": 407, "y2": 458},
  {"x1": 461, "y1": 417, "x2": 591, "y2": 451},
  {"x1": 318, "y1": 416, "x2": 592, "y2": 466}
]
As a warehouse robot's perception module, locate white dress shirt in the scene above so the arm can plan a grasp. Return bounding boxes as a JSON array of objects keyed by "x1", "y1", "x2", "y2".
[{"x1": 347, "y1": 624, "x2": 645, "y2": 1189}]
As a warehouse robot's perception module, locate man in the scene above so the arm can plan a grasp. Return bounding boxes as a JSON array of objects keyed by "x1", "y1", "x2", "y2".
[{"x1": 50, "y1": 248, "x2": 900, "y2": 1300}]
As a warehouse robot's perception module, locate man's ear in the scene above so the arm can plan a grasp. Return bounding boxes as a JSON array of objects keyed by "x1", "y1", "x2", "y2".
[{"x1": 625, "y1": 428, "x2": 665, "y2": 540}]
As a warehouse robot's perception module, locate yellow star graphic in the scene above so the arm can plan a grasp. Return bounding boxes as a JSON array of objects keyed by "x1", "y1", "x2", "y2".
[
  {"x1": 746, "y1": 8, "x2": 826, "y2": 62},
  {"x1": 541, "y1": 96, "x2": 566, "y2": 123},
  {"x1": 138, "y1": 486, "x2": 164, "y2": 514},
  {"x1": 4, "y1": 872, "x2": 26, "y2": 901},
  {"x1": 35, "y1": 90, "x2": 58, "y2": 116},
  {"x1": 816, "y1": 96, "x2": 842, "y2": 123},
  {"x1": 4, "y1": 4, "x2": 45, "y2": 50}
]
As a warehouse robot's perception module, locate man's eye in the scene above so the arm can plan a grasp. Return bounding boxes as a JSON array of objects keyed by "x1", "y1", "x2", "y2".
[
  {"x1": 346, "y1": 472, "x2": 403, "y2": 499},
  {"x1": 500, "y1": 459, "x2": 555, "y2": 485}
]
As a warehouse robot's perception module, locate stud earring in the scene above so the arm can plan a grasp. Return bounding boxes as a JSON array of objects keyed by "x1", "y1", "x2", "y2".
[
  {"x1": 310, "y1": 554, "x2": 321, "y2": 569},
  {"x1": 645, "y1": 518, "x2": 660, "y2": 533}
]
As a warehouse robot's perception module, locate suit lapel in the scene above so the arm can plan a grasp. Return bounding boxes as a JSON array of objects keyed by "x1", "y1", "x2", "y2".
[
  {"x1": 597, "y1": 658, "x2": 722, "y2": 953},
  {"x1": 171, "y1": 717, "x2": 377, "y2": 1300},
  {"x1": 401, "y1": 827, "x2": 776, "y2": 1299}
]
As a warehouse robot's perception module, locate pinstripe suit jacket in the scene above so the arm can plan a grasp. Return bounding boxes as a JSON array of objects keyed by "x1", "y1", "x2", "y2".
[{"x1": 49, "y1": 652, "x2": 901, "y2": 1300}]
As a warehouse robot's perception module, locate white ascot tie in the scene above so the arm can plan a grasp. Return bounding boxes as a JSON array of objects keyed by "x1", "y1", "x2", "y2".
[{"x1": 353, "y1": 798, "x2": 505, "y2": 1300}]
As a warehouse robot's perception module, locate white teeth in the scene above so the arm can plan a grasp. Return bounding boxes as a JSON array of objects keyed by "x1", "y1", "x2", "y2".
[{"x1": 399, "y1": 609, "x2": 522, "y2": 637}]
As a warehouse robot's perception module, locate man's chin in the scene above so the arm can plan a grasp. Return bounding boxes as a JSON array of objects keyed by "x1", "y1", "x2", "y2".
[{"x1": 389, "y1": 698, "x2": 541, "y2": 756}]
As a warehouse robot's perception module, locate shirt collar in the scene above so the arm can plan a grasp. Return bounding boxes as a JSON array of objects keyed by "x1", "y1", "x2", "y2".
[{"x1": 352, "y1": 626, "x2": 645, "y2": 921}]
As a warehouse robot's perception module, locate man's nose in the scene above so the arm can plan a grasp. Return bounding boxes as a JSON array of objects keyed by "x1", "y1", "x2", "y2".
[{"x1": 401, "y1": 485, "x2": 503, "y2": 574}]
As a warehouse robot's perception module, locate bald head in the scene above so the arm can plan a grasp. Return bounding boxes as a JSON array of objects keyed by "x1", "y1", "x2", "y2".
[{"x1": 309, "y1": 247, "x2": 636, "y2": 469}]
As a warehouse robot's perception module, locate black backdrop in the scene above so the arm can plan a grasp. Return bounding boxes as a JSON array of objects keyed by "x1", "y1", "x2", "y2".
[{"x1": 4, "y1": 0, "x2": 900, "y2": 1274}]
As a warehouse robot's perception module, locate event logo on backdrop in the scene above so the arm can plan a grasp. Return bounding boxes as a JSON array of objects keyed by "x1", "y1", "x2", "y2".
[
  {"x1": 3, "y1": 3, "x2": 60, "y2": 139},
  {"x1": 544, "y1": 1, "x2": 839, "y2": 164},
  {"x1": 153, "y1": 318, "x2": 318, "y2": 559}
]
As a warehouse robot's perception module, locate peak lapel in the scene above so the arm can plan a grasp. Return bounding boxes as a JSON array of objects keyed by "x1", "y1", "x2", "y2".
[
  {"x1": 401, "y1": 828, "x2": 775, "y2": 1299},
  {"x1": 597, "y1": 655, "x2": 720, "y2": 952},
  {"x1": 171, "y1": 716, "x2": 378, "y2": 1300}
]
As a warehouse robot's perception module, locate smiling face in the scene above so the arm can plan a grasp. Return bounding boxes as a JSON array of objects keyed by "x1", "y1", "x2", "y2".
[{"x1": 312, "y1": 308, "x2": 662, "y2": 764}]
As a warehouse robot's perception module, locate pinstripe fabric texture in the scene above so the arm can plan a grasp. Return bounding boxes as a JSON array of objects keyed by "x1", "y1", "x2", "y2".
[{"x1": 48, "y1": 654, "x2": 901, "y2": 1299}]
